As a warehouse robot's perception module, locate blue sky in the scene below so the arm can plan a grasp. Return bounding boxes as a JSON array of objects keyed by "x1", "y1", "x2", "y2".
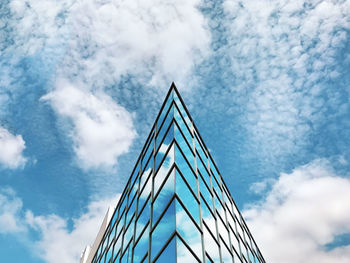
[{"x1": 0, "y1": 0, "x2": 350, "y2": 262}]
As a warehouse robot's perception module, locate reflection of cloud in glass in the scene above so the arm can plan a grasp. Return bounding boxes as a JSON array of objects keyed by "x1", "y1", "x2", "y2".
[
  {"x1": 176, "y1": 236, "x2": 198, "y2": 262},
  {"x1": 154, "y1": 143, "x2": 174, "y2": 195},
  {"x1": 176, "y1": 208, "x2": 202, "y2": 259},
  {"x1": 151, "y1": 201, "x2": 175, "y2": 261}
]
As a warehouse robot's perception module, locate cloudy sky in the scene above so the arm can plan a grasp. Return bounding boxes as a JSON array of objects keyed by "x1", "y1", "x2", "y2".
[{"x1": 0, "y1": 0, "x2": 349, "y2": 262}]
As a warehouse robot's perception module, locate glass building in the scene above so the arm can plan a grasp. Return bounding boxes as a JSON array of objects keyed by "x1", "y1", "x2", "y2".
[{"x1": 81, "y1": 83, "x2": 265, "y2": 263}]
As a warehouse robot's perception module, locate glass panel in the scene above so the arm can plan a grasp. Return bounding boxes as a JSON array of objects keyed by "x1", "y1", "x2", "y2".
[
  {"x1": 140, "y1": 156, "x2": 152, "y2": 190},
  {"x1": 208, "y1": 155, "x2": 219, "y2": 179},
  {"x1": 139, "y1": 176, "x2": 151, "y2": 210},
  {"x1": 174, "y1": 105, "x2": 192, "y2": 149},
  {"x1": 221, "y1": 240, "x2": 233, "y2": 263},
  {"x1": 236, "y1": 221, "x2": 244, "y2": 240},
  {"x1": 176, "y1": 200, "x2": 202, "y2": 260},
  {"x1": 214, "y1": 193, "x2": 225, "y2": 220},
  {"x1": 227, "y1": 209, "x2": 236, "y2": 233},
  {"x1": 230, "y1": 230, "x2": 241, "y2": 257},
  {"x1": 155, "y1": 124, "x2": 174, "y2": 172},
  {"x1": 173, "y1": 91, "x2": 191, "y2": 128},
  {"x1": 121, "y1": 241, "x2": 132, "y2": 263},
  {"x1": 156, "y1": 104, "x2": 173, "y2": 150},
  {"x1": 124, "y1": 216, "x2": 135, "y2": 247},
  {"x1": 143, "y1": 134, "x2": 154, "y2": 166},
  {"x1": 175, "y1": 170, "x2": 200, "y2": 225},
  {"x1": 133, "y1": 225, "x2": 149, "y2": 263},
  {"x1": 240, "y1": 241, "x2": 248, "y2": 263},
  {"x1": 156, "y1": 91, "x2": 173, "y2": 130},
  {"x1": 248, "y1": 247, "x2": 255, "y2": 263},
  {"x1": 153, "y1": 169, "x2": 175, "y2": 225},
  {"x1": 217, "y1": 215, "x2": 230, "y2": 249},
  {"x1": 203, "y1": 223, "x2": 220, "y2": 263},
  {"x1": 105, "y1": 245, "x2": 113, "y2": 263},
  {"x1": 154, "y1": 144, "x2": 174, "y2": 195},
  {"x1": 126, "y1": 195, "x2": 137, "y2": 226},
  {"x1": 130, "y1": 159, "x2": 141, "y2": 196},
  {"x1": 200, "y1": 195, "x2": 214, "y2": 224},
  {"x1": 119, "y1": 195, "x2": 128, "y2": 222},
  {"x1": 151, "y1": 200, "x2": 176, "y2": 262},
  {"x1": 112, "y1": 250, "x2": 120, "y2": 263},
  {"x1": 174, "y1": 145, "x2": 197, "y2": 196},
  {"x1": 155, "y1": 236, "x2": 176, "y2": 263},
  {"x1": 136, "y1": 198, "x2": 150, "y2": 240},
  {"x1": 211, "y1": 176, "x2": 222, "y2": 199},
  {"x1": 176, "y1": 236, "x2": 198, "y2": 263},
  {"x1": 198, "y1": 174, "x2": 213, "y2": 212},
  {"x1": 196, "y1": 155, "x2": 211, "y2": 188},
  {"x1": 194, "y1": 135, "x2": 207, "y2": 168},
  {"x1": 174, "y1": 123, "x2": 195, "y2": 170}
]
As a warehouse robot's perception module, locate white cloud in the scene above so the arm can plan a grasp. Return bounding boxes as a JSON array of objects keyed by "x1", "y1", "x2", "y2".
[
  {"x1": 2, "y1": 0, "x2": 211, "y2": 170},
  {"x1": 0, "y1": 187, "x2": 120, "y2": 263},
  {"x1": 0, "y1": 126, "x2": 27, "y2": 169},
  {"x1": 6, "y1": 0, "x2": 210, "y2": 89},
  {"x1": 26, "y1": 194, "x2": 120, "y2": 263},
  {"x1": 41, "y1": 80, "x2": 136, "y2": 169},
  {"x1": 223, "y1": 0, "x2": 350, "y2": 164},
  {"x1": 244, "y1": 159, "x2": 350, "y2": 263},
  {"x1": 0, "y1": 188, "x2": 26, "y2": 233}
]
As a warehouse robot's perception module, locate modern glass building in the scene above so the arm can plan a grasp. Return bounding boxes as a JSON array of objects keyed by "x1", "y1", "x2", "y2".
[{"x1": 81, "y1": 83, "x2": 265, "y2": 263}]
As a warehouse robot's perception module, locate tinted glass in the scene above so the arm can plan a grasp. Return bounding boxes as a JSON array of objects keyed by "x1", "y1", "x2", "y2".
[
  {"x1": 155, "y1": 236, "x2": 176, "y2": 263},
  {"x1": 176, "y1": 236, "x2": 198, "y2": 263},
  {"x1": 176, "y1": 200, "x2": 202, "y2": 260},
  {"x1": 151, "y1": 200, "x2": 175, "y2": 262}
]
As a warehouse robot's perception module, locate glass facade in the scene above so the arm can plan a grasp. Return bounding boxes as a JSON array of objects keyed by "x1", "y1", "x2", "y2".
[{"x1": 89, "y1": 83, "x2": 265, "y2": 263}]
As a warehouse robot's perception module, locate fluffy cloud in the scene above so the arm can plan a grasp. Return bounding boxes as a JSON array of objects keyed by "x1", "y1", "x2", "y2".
[
  {"x1": 0, "y1": 188, "x2": 26, "y2": 233},
  {"x1": 244, "y1": 159, "x2": 350, "y2": 263},
  {"x1": 6, "y1": 0, "x2": 210, "y2": 88},
  {"x1": 222, "y1": 0, "x2": 350, "y2": 165},
  {"x1": 26, "y1": 195, "x2": 120, "y2": 263},
  {"x1": 2, "y1": 0, "x2": 210, "y2": 169},
  {"x1": 0, "y1": 126, "x2": 27, "y2": 169},
  {"x1": 0, "y1": 187, "x2": 120, "y2": 263},
  {"x1": 41, "y1": 80, "x2": 136, "y2": 169}
]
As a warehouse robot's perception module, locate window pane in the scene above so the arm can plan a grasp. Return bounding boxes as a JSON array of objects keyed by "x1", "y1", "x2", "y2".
[
  {"x1": 151, "y1": 200, "x2": 175, "y2": 262},
  {"x1": 126, "y1": 195, "x2": 136, "y2": 227},
  {"x1": 136, "y1": 198, "x2": 150, "y2": 240},
  {"x1": 198, "y1": 174, "x2": 213, "y2": 212},
  {"x1": 217, "y1": 215, "x2": 230, "y2": 250},
  {"x1": 156, "y1": 104, "x2": 173, "y2": 150},
  {"x1": 174, "y1": 145, "x2": 197, "y2": 196},
  {"x1": 104, "y1": 244, "x2": 113, "y2": 263},
  {"x1": 203, "y1": 223, "x2": 220, "y2": 262},
  {"x1": 194, "y1": 135, "x2": 207, "y2": 168},
  {"x1": 173, "y1": 91, "x2": 191, "y2": 128},
  {"x1": 174, "y1": 123, "x2": 195, "y2": 170},
  {"x1": 124, "y1": 216, "x2": 135, "y2": 246},
  {"x1": 176, "y1": 200, "x2": 202, "y2": 260},
  {"x1": 143, "y1": 134, "x2": 154, "y2": 167},
  {"x1": 221, "y1": 240, "x2": 233, "y2": 263},
  {"x1": 176, "y1": 236, "x2": 198, "y2": 263},
  {"x1": 154, "y1": 144, "x2": 174, "y2": 195},
  {"x1": 139, "y1": 176, "x2": 151, "y2": 210},
  {"x1": 153, "y1": 170, "x2": 175, "y2": 226},
  {"x1": 196, "y1": 155, "x2": 210, "y2": 188},
  {"x1": 133, "y1": 225, "x2": 149, "y2": 263},
  {"x1": 157, "y1": 92, "x2": 173, "y2": 130},
  {"x1": 211, "y1": 176, "x2": 222, "y2": 199},
  {"x1": 174, "y1": 105, "x2": 192, "y2": 150},
  {"x1": 155, "y1": 236, "x2": 176, "y2": 263},
  {"x1": 175, "y1": 170, "x2": 199, "y2": 225}
]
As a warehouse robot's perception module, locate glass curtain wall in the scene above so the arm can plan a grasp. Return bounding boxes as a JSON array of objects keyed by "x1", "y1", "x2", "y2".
[{"x1": 90, "y1": 84, "x2": 265, "y2": 263}]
